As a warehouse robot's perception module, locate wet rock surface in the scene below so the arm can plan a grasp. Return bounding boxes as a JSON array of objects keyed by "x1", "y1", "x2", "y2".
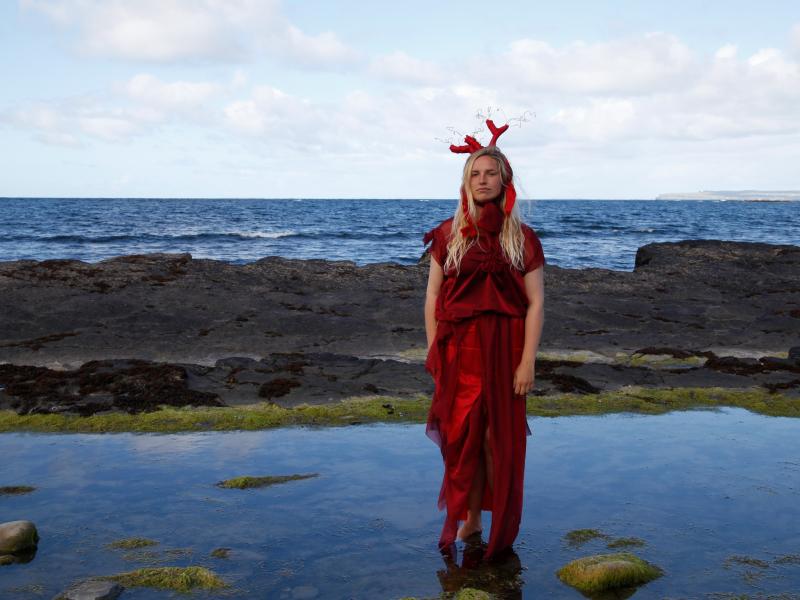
[
  {"x1": 0, "y1": 520, "x2": 39, "y2": 556},
  {"x1": 54, "y1": 580, "x2": 124, "y2": 600},
  {"x1": 1, "y1": 241, "x2": 799, "y2": 415}
]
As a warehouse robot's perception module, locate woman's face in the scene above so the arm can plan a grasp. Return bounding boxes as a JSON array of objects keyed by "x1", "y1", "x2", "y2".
[{"x1": 469, "y1": 155, "x2": 503, "y2": 204}]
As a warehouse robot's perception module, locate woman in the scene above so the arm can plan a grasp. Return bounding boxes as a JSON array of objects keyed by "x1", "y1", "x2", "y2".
[{"x1": 423, "y1": 123, "x2": 545, "y2": 560}]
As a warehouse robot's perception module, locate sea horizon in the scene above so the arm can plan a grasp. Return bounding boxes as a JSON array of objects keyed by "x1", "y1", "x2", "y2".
[{"x1": 2, "y1": 197, "x2": 798, "y2": 271}]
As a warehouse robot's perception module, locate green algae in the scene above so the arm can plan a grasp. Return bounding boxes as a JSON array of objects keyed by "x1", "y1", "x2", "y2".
[
  {"x1": 607, "y1": 537, "x2": 646, "y2": 549},
  {"x1": 0, "y1": 485, "x2": 36, "y2": 495},
  {"x1": 564, "y1": 529, "x2": 610, "y2": 548},
  {"x1": 451, "y1": 589, "x2": 493, "y2": 600},
  {"x1": 104, "y1": 566, "x2": 226, "y2": 592},
  {"x1": 107, "y1": 537, "x2": 159, "y2": 550},
  {"x1": 0, "y1": 386, "x2": 798, "y2": 433},
  {"x1": 526, "y1": 387, "x2": 800, "y2": 419},
  {"x1": 557, "y1": 552, "x2": 663, "y2": 593},
  {"x1": 217, "y1": 473, "x2": 318, "y2": 489}
]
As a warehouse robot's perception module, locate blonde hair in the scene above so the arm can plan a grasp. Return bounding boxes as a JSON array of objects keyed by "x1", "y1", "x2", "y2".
[{"x1": 443, "y1": 146, "x2": 526, "y2": 273}]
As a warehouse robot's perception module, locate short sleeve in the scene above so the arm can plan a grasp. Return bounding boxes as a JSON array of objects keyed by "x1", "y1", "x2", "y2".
[
  {"x1": 422, "y1": 219, "x2": 451, "y2": 267},
  {"x1": 522, "y1": 225, "x2": 546, "y2": 273}
]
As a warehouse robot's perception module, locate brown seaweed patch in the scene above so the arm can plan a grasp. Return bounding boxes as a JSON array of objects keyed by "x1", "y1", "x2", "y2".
[
  {"x1": 0, "y1": 360, "x2": 223, "y2": 416},
  {"x1": 258, "y1": 377, "x2": 301, "y2": 399},
  {"x1": 0, "y1": 485, "x2": 36, "y2": 496},
  {"x1": 107, "y1": 537, "x2": 159, "y2": 550}
]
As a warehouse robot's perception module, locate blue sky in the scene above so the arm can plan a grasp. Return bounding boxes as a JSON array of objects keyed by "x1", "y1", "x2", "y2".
[{"x1": 2, "y1": 0, "x2": 799, "y2": 198}]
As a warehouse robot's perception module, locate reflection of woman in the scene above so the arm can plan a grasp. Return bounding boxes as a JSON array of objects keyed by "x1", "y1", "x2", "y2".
[{"x1": 423, "y1": 121, "x2": 545, "y2": 559}]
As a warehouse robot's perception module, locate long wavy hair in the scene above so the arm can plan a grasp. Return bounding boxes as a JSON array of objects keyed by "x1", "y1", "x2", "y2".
[{"x1": 443, "y1": 146, "x2": 526, "y2": 273}]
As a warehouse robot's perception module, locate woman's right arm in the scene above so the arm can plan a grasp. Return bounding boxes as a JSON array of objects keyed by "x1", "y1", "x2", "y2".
[{"x1": 425, "y1": 256, "x2": 444, "y2": 350}]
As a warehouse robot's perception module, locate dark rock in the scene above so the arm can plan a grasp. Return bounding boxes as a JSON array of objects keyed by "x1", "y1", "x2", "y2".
[{"x1": 1, "y1": 241, "x2": 799, "y2": 406}]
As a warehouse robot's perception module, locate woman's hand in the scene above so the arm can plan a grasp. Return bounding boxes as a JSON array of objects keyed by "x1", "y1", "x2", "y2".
[{"x1": 513, "y1": 359, "x2": 535, "y2": 396}]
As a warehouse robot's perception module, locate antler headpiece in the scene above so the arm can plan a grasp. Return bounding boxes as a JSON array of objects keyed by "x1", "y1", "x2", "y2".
[{"x1": 450, "y1": 119, "x2": 517, "y2": 238}]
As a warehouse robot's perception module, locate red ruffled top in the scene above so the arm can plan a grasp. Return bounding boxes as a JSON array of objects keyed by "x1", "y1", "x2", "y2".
[{"x1": 422, "y1": 201, "x2": 546, "y2": 323}]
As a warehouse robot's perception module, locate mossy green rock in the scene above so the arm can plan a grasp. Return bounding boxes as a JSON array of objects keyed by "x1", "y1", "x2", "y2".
[
  {"x1": 557, "y1": 552, "x2": 663, "y2": 593},
  {"x1": 105, "y1": 566, "x2": 225, "y2": 591}
]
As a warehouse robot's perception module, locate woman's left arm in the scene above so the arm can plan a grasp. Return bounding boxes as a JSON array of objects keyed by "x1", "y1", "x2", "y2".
[{"x1": 513, "y1": 267, "x2": 545, "y2": 395}]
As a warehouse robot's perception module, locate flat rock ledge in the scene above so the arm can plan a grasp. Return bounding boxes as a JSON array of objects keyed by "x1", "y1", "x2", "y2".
[
  {"x1": 1, "y1": 349, "x2": 800, "y2": 416},
  {"x1": 1, "y1": 240, "x2": 798, "y2": 415}
]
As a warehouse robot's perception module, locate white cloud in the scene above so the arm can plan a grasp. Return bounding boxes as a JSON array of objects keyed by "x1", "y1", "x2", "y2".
[
  {"x1": 279, "y1": 26, "x2": 359, "y2": 68},
  {"x1": 21, "y1": 0, "x2": 357, "y2": 68},
  {"x1": 123, "y1": 74, "x2": 219, "y2": 110},
  {"x1": 529, "y1": 37, "x2": 800, "y2": 144},
  {"x1": 714, "y1": 44, "x2": 737, "y2": 60},
  {"x1": 369, "y1": 51, "x2": 445, "y2": 85},
  {"x1": 792, "y1": 23, "x2": 800, "y2": 55},
  {"x1": 77, "y1": 114, "x2": 139, "y2": 141},
  {"x1": 497, "y1": 32, "x2": 697, "y2": 95},
  {"x1": 551, "y1": 99, "x2": 636, "y2": 141}
]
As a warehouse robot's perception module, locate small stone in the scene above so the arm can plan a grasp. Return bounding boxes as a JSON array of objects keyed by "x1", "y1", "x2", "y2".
[
  {"x1": 0, "y1": 520, "x2": 39, "y2": 554},
  {"x1": 54, "y1": 579, "x2": 124, "y2": 600}
]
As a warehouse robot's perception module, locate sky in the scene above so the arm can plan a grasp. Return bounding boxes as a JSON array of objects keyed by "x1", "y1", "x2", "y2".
[{"x1": 1, "y1": 0, "x2": 799, "y2": 199}]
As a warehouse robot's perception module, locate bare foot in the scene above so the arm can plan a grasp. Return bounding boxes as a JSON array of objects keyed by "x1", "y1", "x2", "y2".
[{"x1": 456, "y1": 522, "x2": 482, "y2": 541}]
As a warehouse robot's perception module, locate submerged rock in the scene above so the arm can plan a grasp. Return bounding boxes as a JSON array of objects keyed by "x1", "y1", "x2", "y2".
[
  {"x1": 557, "y1": 552, "x2": 663, "y2": 593},
  {"x1": 54, "y1": 579, "x2": 124, "y2": 600},
  {"x1": 216, "y1": 473, "x2": 319, "y2": 489}
]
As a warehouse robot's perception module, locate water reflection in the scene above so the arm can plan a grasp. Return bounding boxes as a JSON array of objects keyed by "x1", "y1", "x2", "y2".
[
  {"x1": 438, "y1": 541, "x2": 523, "y2": 599},
  {"x1": 1, "y1": 408, "x2": 799, "y2": 598}
]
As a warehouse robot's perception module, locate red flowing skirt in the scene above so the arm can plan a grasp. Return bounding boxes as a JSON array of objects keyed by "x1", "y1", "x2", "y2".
[{"x1": 425, "y1": 313, "x2": 530, "y2": 559}]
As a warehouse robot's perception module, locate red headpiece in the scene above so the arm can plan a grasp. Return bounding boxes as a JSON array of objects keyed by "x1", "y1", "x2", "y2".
[{"x1": 450, "y1": 119, "x2": 517, "y2": 238}]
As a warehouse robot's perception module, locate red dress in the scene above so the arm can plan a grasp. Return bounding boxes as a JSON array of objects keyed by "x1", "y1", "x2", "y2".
[{"x1": 423, "y1": 201, "x2": 545, "y2": 559}]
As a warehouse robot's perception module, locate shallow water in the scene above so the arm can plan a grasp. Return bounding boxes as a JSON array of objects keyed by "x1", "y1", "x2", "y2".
[{"x1": 2, "y1": 408, "x2": 799, "y2": 599}]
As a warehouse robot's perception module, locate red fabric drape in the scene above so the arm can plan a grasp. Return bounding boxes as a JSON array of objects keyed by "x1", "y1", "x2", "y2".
[{"x1": 422, "y1": 201, "x2": 545, "y2": 560}]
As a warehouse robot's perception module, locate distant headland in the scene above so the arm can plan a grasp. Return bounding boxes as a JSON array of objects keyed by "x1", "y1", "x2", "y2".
[{"x1": 656, "y1": 190, "x2": 800, "y2": 201}]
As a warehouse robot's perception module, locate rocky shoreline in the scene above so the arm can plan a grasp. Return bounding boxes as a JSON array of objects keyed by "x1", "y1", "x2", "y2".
[{"x1": 1, "y1": 240, "x2": 799, "y2": 416}]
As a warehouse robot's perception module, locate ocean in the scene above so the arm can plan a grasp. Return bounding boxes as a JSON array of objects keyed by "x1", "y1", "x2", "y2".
[{"x1": 1, "y1": 198, "x2": 798, "y2": 271}]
